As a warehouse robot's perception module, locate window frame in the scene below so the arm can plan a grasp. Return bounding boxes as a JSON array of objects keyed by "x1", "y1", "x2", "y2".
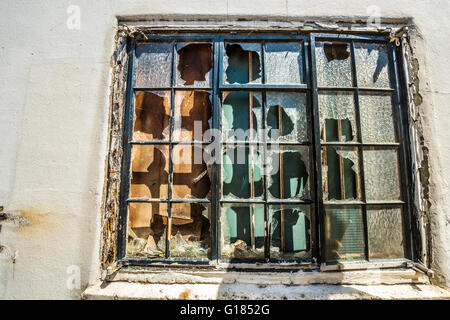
[{"x1": 114, "y1": 31, "x2": 415, "y2": 268}]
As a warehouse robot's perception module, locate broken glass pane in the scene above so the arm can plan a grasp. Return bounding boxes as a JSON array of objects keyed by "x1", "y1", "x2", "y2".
[
  {"x1": 324, "y1": 206, "x2": 365, "y2": 262},
  {"x1": 172, "y1": 145, "x2": 211, "y2": 200},
  {"x1": 176, "y1": 42, "x2": 212, "y2": 87},
  {"x1": 126, "y1": 202, "x2": 167, "y2": 258},
  {"x1": 354, "y1": 43, "x2": 391, "y2": 88},
  {"x1": 363, "y1": 148, "x2": 401, "y2": 201},
  {"x1": 223, "y1": 43, "x2": 262, "y2": 84},
  {"x1": 367, "y1": 206, "x2": 404, "y2": 260},
  {"x1": 269, "y1": 205, "x2": 311, "y2": 261},
  {"x1": 267, "y1": 146, "x2": 310, "y2": 200},
  {"x1": 221, "y1": 204, "x2": 264, "y2": 260},
  {"x1": 133, "y1": 91, "x2": 171, "y2": 141},
  {"x1": 135, "y1": 42, "x2": 172, "y2": 87},
  {"x1": 222, "y1": 145, "x2": 263, "y2": 200},
  {"x1": 264, "y1": 42, "x2": 303, "y2": 84},
  {"x1": 315, "y1": 42, "x2": 353, "y2": 87},
  {"x1": 173, "y1": 91, "x2": 212, "y2": 141},
  {"x1": 322, "y1": 146, "x2": 360, "y2": 201},
  {"x1": 129, "y1": 145, "x2": 169, "y2": 199},
  {"x1": 266, "y1": 92, "x2": 308, "y2": 142},
  {"x1": 169, "y1": 203, "x2": 211, "y2": 258},
  {"x1": 319, "y1": 91, "x2": 356, "y2": 142},
  {"x1": 359, "y1": 92, "x2": 396, "y2": 143},
  {"x1": 222, "y1": 91, "x2": 262, "y2": 142}
]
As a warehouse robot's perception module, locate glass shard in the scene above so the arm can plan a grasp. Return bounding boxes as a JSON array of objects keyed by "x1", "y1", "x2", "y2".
[
  {"x1": 176, "y1": 43, "x2": 212, "y2": 87},
  {"x1": 169, "y1": 203, "x2": 211, "y2": 258},
  {"x1": 269, "y1": 205, "x2": 311, "y2": 261},
  {"x1": 324, "y1": 206, "x2": 365, "y2": 262},
  {"x1": 221, "y1": 204, "x2": 264, "y2": 260},
  {"x1": 322, "y1": 146, "x2": 360, "y2": 201},
  {"x1": 172, "y1": 145, "x2": 211, "y2": 200},
  {"x1": 129, "y1": 145, "x2": 169, "y2": 199},
  {"x1": 224, "y1": 43, "x2": 262, "y2": 84},
  {"x1": 315, "y1": 42, "x2": 353, "y2": 87},
  {"x1": 126, "y1": 202, "x2": 168, "y2": 258},
  {"x1": 173, "y1": 90, "x2": 212, "y2": 141},
  {"x1": 266, "y1": 92, "x2": 308, "y2": 142},
  {"x1": 319, "y1": 91, "x2": 356, "y2": 142},
  {"x1": 354, "y1": 43, "x2": 391, "y2": 88},
  {"x1": 135, "y1": 43, "x2": 172, "y2": 87},
  {"x1": 264, "y1": 42, "x2": 303, "y2": 84},
  {"x1": 367, "y1": 206, "x2": 404, "y2": 260},
  {"x1": 133, "y1": 91, "x2": 171, "y2": 141},
  {"x1": 363, "y1": 148, "x2": 401, "y2": 201},
  {"x1": 359, "y1": 92, "x2": 396, "y2": 143}
]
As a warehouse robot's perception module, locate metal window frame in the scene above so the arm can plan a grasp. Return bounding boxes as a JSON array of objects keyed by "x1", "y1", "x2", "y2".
[{"x1": 115, "y1": 31, "x2": 415, "y2": 269}]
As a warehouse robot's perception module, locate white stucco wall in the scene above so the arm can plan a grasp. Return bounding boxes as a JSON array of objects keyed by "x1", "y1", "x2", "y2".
[{"x1": 0, "y1": 0, "x2": 449, "y2": 299}]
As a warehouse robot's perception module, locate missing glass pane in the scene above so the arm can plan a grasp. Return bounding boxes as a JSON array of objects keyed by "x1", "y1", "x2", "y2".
[
  {"x1": 264, "y1": 42, "x2": 303, "y2": 84},
  {"x1": 315, "y1": 42, "x2": 352, "y2": 87},
  {"x1": 135, "y1": 42, "x2": 172, "y2": 87},
  {"x1": 224, "y1": 43, "x2": 262, "y2": 84},
  {"x1": 221, "y1": 204, "x2": 264, "y2": 260},
  {"x1": 176, "y1": 43, "x2": 212, "y2": 87}
]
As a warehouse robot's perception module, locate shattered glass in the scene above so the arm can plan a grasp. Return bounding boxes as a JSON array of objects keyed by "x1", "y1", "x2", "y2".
[
  {"x1": 169, "y1": 203, "x2": 211, "y2": 258},
  {"x1": 135, "y1": 42, "x2": 172, "y2": 87},
  {"x1": 222, "y1": 91, "x2": 262, "y2": 142},
  {"x1": 264, "y1": 42, "x2": 303, "y2": 84},
  {"x1": 223, "y1": 43, "x2": 262, "y2": 84},
  {"x1": 172, "y1": 144, "x2": 211, "y2": 200},
  {"x1": 322, "y1": 147, "x2": 360, "y2": 201},
  {"x1": 126, "y1": 202, "x2": 168, "y2": 258},
  {"x1": 324, "y1": 206, "x2": 365, "y2": 262},
  {"x1": 173, "y1": 90, "x2": 212, "y2": 142},
  {"x1": 367, "y1": 206, "x2": 404, "y2": 260},
  {"x1": 133, "y1": 91, "x2": 171, "y2": 141},
  {"x1": 176, "y1": 42, "x2": 213, "y2": 87},
  {"x1": 318, "y1": 91, "x2": 357, "y2": 142},
  {"x1": 359, "y1": 92, "x2": 396, "y2": 143},
  {"x1": 267, "y1": 146, "x2": 310, "y2": 200},
  {"x1": 269, "y1": 205, "x2": 311, "y2": 261},
  {"x1": 266, "y1": 92, "x2": 308, "y2": 142},
  {"x1": 129, "y1": 145, "x2": 169, "y2": 199},
  {"x1": 354, "y1": 43, "x2": 391, "y2": 88},
  {"x1": 221, "y1": 204, "x2": 265, "y2": 260},
  {"x1": 315, "y1": 42, "x2": 353, "y2": 87},
  {"x1": 363, "y1": 148, "x2": 401, "y2": 201}
]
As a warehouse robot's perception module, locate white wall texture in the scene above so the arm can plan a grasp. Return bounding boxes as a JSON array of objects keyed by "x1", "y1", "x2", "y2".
[{"x1": 0, "y1": 0, "x2": 449, "y2": 299}]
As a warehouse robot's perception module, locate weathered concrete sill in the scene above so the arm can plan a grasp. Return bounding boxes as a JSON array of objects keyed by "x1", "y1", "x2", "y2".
[{"x1": 82, "y1": 268, "x2": 450, "y2": 300}]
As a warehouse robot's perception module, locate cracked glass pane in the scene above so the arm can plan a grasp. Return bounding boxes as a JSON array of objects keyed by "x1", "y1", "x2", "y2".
[
  {"x1": 324, "y1": 206, "x2": 365, "y2": 262},
  {"x1": 266, "y1": 92, "x2": 308, "y2": 142},
  {"x1": 322, "y1": 146, "x2": 360, "y2": 201},
  {"x1": 133, "y1": 91, "x2": 171, "y2": 141},
  {"x1": 269, "y1": 205, "x2": 311, "y2": 261},
  {"x1": 363, "y1": 148, "x2": 401, "y2": 201},
  {"x1": 129, "y1": 145, "x2": 169, "y2": 199},
  {"x1": 359, "y1": 92, "x2": 396, "y2": 143},
  {"x1": 135, "y1": 42, "x2": 172, "y2": 87},
  {"x1": 172, "y1": 145, "x2": 211, "y2": 200},
  {"x1": 221, "y1": 204, "x2": 264, "y2": 260},
  {"x1": 222, "y1": 145, "x2": 263, "y2": 200},
  {"x1": 223, "y1": 43, "x2": 262, "y2": 84},
  {"x1": 126, "y1": 202, "x2": 167, "y2": 258},
  {"x1": 264, "y1": 42, "x2": 303, "y2": 84},
  {"x1": 319, "y1": 91, "x2": 357, "y2": 142},
  {"x1": 367, "y1": 206, "x2": 404, "y2": 260},
  {"x1": 169, "y1": 203, "x2": 211, "y2": 258},
  {"x1": 176, "y1": 42, "x2": 212, "y2": 87},
  {"x1": 173, "y1": 90, "x2": 212, "y2": 142},
  {"x1": 267, "y1": 145, "x2": 310, "y2": 200},
  {"x1": 354, "y1": 43, "x2": 391, "y2": 88},
  {"x1": 315, "y1": 42, "x2": 353, "y2": 87},
  {"x1": 222, "y1": 91, "x2": 262, "y2": 142}
]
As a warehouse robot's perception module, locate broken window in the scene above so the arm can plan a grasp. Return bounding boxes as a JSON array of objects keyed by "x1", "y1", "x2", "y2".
[{"x1": 117, "y1": 34, "x2": 411, "y2": 266}]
